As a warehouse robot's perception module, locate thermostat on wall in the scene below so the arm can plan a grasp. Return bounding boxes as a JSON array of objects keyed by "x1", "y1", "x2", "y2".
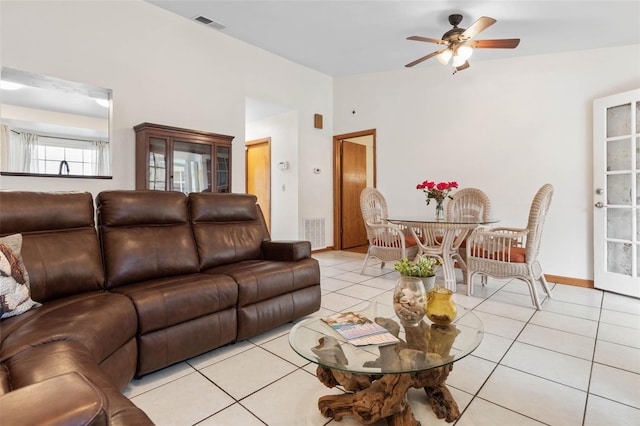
[{"x1": 278, "y1": 161, "x2": 289, "y2": 170}]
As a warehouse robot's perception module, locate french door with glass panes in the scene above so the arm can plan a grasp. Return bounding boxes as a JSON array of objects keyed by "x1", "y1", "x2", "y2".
[{"x1": 593, "y1": 88, "x2": 640, "y2": 297}]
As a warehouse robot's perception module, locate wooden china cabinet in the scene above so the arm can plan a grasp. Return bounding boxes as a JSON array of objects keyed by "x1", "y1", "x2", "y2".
[{"x1": 134, "y1": 122, "x2": 233, "y2": 193}]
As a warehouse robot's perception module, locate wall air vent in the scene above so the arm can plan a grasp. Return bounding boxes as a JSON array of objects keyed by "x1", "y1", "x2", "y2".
[
  {"x1": 193, "y1": 15, "x2": 226, "y2": 30},
  {"x1": 304, "y1": 218, "x2": 326, "y2": 250}
]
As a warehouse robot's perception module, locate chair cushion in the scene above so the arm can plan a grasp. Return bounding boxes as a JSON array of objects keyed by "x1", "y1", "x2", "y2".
[
  {"x1": 472, "y1": 246, "x2": 526, "y2": 263},
  {"x1": 435, "y1": 235, "x2": 469, "y2": 248}
]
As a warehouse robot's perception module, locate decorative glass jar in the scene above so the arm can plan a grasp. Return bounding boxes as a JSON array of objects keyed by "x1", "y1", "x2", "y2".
[
  {"x1": 393, "y1": 276, "x2": 426, "y2": 326},
  {"x1": 435, "y1": 200, "x2": 445, "y2": 220},
  {"x1": 426, "y1": 286, "x2": 457, "y2": 325}
]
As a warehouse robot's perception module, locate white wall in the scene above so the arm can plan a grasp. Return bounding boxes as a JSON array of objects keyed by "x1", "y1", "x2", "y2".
[
  {"x1": 246, "y1": 111, "x2": 299, "y2": 240},
  {"x1": 0, "y1": 0, "x2": 333, "y2": 244},
  {"x1": 334, "y1": 44, "x2": 640, "y2": 280},
  {"x1": 3, "y1": 1, "x2": 639, "y2": 280}
]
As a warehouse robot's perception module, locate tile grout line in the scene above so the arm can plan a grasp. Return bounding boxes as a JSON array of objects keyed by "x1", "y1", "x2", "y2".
[{"x1": 452, "y1": 283, "x2": 540, "y2": 425}]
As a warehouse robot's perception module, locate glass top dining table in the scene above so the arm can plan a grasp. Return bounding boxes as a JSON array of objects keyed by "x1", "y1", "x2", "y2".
[{"x1": 384, "y1": 216, "x2": 499, "y2": 291}]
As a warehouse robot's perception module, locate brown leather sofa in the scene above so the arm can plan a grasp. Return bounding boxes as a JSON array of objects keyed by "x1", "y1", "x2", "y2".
[{"x1": 0, "y1": 190, "x2": 321, "y2": 425}]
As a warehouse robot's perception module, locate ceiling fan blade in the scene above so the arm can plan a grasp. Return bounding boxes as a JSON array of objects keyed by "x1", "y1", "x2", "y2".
[
  {"x1": 469, "y1": 38, "x2": 520, "y2": 49},
  {"x1": 405, "y1": 50, "x2": 441, "y2": 67},
  {"x1": 407, "y1": 35, "x2": 445, "y2": 45},
  {"x1": 461, "y1": 16, "x2": 496, "y2": 41},
  {"x1": 455, "y1": 61, "x2": 470, "y2": 72}
]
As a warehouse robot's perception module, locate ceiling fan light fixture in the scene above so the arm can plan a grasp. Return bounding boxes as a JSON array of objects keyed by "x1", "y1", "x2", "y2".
[
  {"x1": 452, "y1": 55, "x2": 466, "y2": 67},
  {"x1": 457, "y1": 45, "x2": 473, "y2": 61},
  {"x1": 437, "y1": 49, "x2": 452, "y2": 65},
  {"x1": 405, "y1": 14, "x2": 519, "y2": 72}
]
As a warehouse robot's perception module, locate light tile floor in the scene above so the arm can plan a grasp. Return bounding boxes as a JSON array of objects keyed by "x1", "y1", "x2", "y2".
[{"x1": 124, "y1": 251, "x2": 640, "y2": 426}]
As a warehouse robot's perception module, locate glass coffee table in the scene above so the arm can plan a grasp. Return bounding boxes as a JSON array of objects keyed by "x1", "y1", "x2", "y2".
[{"x1": 289, "y1": 303, "x2": 483, "y2": 424}]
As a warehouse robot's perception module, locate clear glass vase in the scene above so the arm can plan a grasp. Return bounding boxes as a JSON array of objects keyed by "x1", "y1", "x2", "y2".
[
  {"x1": 435, "y1": 200, "x2": 445, "y2": 220},
  {"x1": 393, "y1": 276, "x2": 426, "y2": 326}
]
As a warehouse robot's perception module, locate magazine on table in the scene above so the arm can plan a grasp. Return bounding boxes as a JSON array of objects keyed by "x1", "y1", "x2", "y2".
[{"x1": 322, "y1": 311, "x2": 399, "y2": 347}]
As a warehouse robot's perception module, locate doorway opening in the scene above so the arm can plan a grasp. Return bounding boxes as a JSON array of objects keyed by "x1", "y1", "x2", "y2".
[
  {"x1": 333, "y1": 129, "x2": 376, "y2": 251},
  {"x1": 246, "y1": 137, "x2": 271, "y2": 232}
]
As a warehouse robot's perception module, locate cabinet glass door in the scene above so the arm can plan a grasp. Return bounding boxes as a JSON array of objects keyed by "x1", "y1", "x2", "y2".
[
  {"x1": 172, "y1": 140, "x2": 212, "y2": 193},
  {"x1": 216, "y1": 146, "x2": 230, "y2": 193},
  {"x1": 148, "y1": 137, "x2": 167, "y2": 190}
]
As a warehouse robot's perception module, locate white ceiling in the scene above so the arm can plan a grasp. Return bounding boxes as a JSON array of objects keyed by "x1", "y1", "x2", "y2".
[{"x1": 147, "y1": 0, "x2": 640, "y2": 76}]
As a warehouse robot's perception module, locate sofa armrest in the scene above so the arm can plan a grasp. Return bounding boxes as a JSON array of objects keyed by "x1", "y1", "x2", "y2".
[
  {"x1": 0, "y1": 372, "x2": 108, "y2": 426},
  {"x1": 262, "y1": 240, "x2": 311, "y2": 262}
]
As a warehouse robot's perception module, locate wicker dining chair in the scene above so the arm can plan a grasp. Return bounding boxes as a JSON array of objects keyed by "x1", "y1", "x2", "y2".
[
  {"x1": 447, "y1": 187, "x2": 492, "y2": 223},
  {"x1": 359, "y1": 187, "x2": 419, "y2": 273},
  {"x1": 465, "y1": 184, "x2": 554, "y2": 309},
  {"x1": 446, "y1": 187, "x2": 491, "y2": 268}
]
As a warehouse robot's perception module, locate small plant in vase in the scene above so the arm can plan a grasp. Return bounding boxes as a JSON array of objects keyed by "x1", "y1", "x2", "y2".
[
  {"x1": 392, "y1": 256, "x2": 439, "y2": 326},
  {"x1": 394, "y1": 256, "x2": 439, "y2": 291}
]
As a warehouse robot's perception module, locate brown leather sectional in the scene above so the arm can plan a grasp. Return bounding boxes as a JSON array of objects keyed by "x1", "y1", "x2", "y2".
[{"x1": 0, "y1": 190, "x2": 321, "y2": 425}]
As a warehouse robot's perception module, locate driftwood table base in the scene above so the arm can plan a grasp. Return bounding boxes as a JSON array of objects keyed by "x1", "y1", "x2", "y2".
[
  {"x1": 316, "y1": 363, "x2": 458, "y2": 425},
  {"x1": 296, "y1": 315, "x2": 479, "y2": 426}
]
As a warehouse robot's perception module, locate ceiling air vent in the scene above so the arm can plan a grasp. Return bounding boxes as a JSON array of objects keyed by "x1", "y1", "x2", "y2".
[{"x1": 193, "y1": 15, "x2": 226, "y2": 30}]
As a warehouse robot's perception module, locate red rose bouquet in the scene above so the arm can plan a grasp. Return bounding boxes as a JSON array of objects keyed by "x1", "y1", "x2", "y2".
[{"x1": 416, "y1": 180, "x2": 459, "y2": 205}]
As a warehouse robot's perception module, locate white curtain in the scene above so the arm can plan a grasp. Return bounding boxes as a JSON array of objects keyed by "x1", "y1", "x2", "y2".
[
  {"x1": 0, "y1": 125, "x2": 8, "y2": 171},
  {"x1": 7, "y1": 130, "x2": 40, "y2": 173},
  {"x1": 92, "y1": 140, "x2": 110, "y2": 175}
]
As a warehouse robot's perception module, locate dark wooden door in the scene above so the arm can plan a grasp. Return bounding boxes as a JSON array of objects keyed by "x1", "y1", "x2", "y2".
[{"x1": 341, "y1": 141, "x2": 368, "y2": 249}]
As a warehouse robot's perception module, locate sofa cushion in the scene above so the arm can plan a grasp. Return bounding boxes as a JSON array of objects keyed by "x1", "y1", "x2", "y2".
[
  {"x1": 111, "y1": 273, "x2": 237, "y2": 335},
  {"x1": 110, "y1": 272, "x2": 238, "y2": 376},
  {"x1": 0, "y1": 234, "x2": 39, "y2": 319},
  {"x1": 0, "y1": 191, "x2": 104, "y2": 302},
  {"x1": 189, "y1": 193, "x2": 269, "y2": 269},
  {"x1": 0, "y1": 191, "x2": 96, "y2": 235},
  {"x1": 236, "y1": 286, "x2": 321, "y2": 340},
  {"x1": 0, "y1": 292, "x2": 137, "y2": 365},
  {"x1": 0, "y1": 372, "x2": 109, "y2": 426},
  {"x1": 97, "y1": 191, "x2": 200, "y2": 289},
  {"x1": 190, "y1": 192, "x2": 259, "y2": 222},
  {"x1": 3, "y1": 340, "x2": 152, "y2": 425},
  {"x1": 136, "y1": 308, "x2": 237, "y2": 376},
  {"x1": 203, "y1": 258, "x2": 320, "y2": 308}
]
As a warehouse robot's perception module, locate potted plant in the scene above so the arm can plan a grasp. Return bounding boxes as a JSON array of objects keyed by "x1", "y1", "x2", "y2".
[{"x1": 394, "y1": 256, "x2": 439, "y2": 291}]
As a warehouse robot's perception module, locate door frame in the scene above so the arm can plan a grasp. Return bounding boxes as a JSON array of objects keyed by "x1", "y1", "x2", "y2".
[
  {"x1": 245, "y1": 137, "x2": 271, "y2": 231},
  {"x1": 333, "y1": 129, "x2": 376, "y2": 250}
]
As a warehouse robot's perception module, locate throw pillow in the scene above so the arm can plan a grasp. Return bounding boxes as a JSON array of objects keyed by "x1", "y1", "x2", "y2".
[{"x1": 0, "y1": 234, "x2": 40, "y2": 319}]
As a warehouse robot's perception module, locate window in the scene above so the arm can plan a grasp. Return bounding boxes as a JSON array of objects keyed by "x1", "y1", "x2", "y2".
[
  {"x1": 3, "y1": 128, "x2": 110, "y2": 177},
  {"x1": 37, "y1": 136, "x2": 97, "y2": 175}
]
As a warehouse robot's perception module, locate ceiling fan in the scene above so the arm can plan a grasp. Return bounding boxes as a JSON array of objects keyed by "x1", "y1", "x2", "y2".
[{"x1": 405, "y1": 14, "x2": 520, "y2": 73}]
